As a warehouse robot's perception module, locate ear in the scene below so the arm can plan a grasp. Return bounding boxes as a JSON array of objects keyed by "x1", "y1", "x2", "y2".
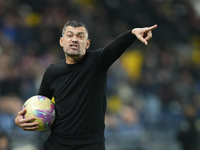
[
  {"x1": 59, "y1": 37, "x2": 63, "y2": 47},
  {"x1": 85, "y1": 39, "x2": 90, "y2": 49}
]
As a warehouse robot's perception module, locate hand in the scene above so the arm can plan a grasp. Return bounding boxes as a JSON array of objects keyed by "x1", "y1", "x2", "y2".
[
  {"x1": 15, "y1": 109, "x2": 39, "y2": 131},
  {"x1": 132, "y1": 24, "x2": 157, "y2": 45}
]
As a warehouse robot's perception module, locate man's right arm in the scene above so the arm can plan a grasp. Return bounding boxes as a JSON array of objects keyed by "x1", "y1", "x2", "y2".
[
  {"x1": 38, "y1": 67, "x2": 53, "y2": 99},
  {"x1": 15, "y1": 67, "x2": 53, "y2": 131}
]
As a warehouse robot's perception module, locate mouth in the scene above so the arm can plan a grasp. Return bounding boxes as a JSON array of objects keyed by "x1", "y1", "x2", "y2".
[{"x1": 69, "y1": 44, "x2": 78, "y2": 50}]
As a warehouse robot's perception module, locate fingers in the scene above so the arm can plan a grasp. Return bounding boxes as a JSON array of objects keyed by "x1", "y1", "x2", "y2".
[
  {"x1": 143, "y1": 25, "x2": 157, "y2": 44},
  {"x1": 18, "y1": 109, "x2": 36, "y2": 121},
  {"x1": 15, "y1": 109, "x2": 39, "y2": 131},
  {"x1": 137, "y1": 35, "x2": 148, "y2": 45},
  {"x1": 18, "y1": 109, "x2": 26, "y2": 116},
  {"x1": 23, "y1": 117, "x2": 37, "y2": 123},
  {"x1": 132, "y1": 24, "x2": 157, "y2": 45},
  {"x1": 146, "y1": 24, "x2": 157, "y2": 31},
  {"x1": 21, "y1": 122, "x2": 39, "y2": 131},
  {"x1": 143, "y1": 24, "x2": 157, "y2": 40},
  {"x1": 139, "y1": 32, "x2": 152, "y2": 45},
  {"x1": 144, "y1": 32, "x2": 152, "y2": 41}
]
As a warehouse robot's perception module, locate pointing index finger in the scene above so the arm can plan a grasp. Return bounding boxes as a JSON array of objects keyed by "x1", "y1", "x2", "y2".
[{"x1": 147, "y1": 24, "x2": 157, "y2": 31}]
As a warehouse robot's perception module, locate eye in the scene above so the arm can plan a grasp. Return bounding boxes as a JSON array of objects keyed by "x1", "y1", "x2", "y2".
[
  {"x1": 78, "y1": 35, "x2": 84, "y2": 39},
  {"x1": 67, "y1": 34, "x2": 72, "y2": 37}
]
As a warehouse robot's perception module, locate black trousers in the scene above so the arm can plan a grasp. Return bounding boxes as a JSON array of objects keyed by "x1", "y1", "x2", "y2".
[{"x1": 44, "y1": 139, "x2": 105, "y2": 150}]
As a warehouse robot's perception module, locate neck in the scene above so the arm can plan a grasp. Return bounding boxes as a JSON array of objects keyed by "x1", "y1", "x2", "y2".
[{"x1": 65, "y1": 54, "x2": 85, "y2": 64}]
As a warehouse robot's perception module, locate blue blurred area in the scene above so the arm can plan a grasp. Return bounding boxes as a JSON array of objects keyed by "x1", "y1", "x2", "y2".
[{"x1": 0, "y1": 0, "x2": 200, "y2": 150}]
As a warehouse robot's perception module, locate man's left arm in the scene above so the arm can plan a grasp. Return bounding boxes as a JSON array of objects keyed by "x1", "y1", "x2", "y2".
[{"x1": 99, "y1": 24, "x2": 157, "y2": 69}]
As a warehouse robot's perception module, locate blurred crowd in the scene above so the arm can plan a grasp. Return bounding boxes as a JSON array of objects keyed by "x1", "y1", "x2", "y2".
[{"x1": 0, "y1": 0, "x2": 200, "y2": 150}]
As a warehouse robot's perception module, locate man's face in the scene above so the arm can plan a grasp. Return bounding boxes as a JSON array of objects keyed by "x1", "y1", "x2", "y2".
[{"x1": 60, "y1": 26, "x2": 90, "y2": 57}]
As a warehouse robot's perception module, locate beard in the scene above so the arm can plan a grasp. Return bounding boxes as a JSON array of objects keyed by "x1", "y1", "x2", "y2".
[{"x1": 64, "y1": 47, "x2": 82, "y2": 56}]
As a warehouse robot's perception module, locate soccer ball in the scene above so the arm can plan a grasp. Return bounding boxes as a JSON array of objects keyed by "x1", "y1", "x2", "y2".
[{"x1": 22, "y1": 95, "x2": 55, "y2": 131}]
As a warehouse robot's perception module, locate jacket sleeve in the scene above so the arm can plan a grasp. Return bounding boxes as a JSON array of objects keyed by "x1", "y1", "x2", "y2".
[
  {"x1": 99, "y1": 30, "x2": 137, "y2": 70},
  {"x1": 38, "y1": 67, "x2": 54, "y2": 99}
]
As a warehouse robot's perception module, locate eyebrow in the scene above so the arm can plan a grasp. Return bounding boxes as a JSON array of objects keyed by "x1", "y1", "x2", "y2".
[{"x1": 66, "y1": 31, "x2": 85, "y2": 35}]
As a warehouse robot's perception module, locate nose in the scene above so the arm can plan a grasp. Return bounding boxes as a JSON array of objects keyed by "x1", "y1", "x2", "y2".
[{"x1": 71, "y1": 36, "x2": 78, "y2": 42}]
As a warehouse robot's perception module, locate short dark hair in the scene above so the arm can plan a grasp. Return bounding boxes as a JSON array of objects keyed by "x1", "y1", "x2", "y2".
[{"x1": 62, "y1": 20, "x2": 89, "y2": 37}]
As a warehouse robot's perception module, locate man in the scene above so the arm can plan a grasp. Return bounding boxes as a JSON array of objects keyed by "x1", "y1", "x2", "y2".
[{"x1": 15, "y1": 20, "x2": 157, "y2": 150}]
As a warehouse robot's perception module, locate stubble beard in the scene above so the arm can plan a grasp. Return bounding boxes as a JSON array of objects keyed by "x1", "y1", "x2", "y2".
[{"x1": 65, "y1": 47, "x2": 82, "y2": 57}]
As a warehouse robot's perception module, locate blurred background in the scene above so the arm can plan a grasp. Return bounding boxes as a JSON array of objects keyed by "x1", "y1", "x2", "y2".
[{"x1": 0, "y1": 0, "x2": 200, "y2": 150}]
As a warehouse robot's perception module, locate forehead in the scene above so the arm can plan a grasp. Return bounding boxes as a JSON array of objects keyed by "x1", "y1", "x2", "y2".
[{"x1": 65, "y1": 26, "x2": 87, "y2": 34}]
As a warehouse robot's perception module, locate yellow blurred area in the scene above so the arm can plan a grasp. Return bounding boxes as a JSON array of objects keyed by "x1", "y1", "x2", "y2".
[
  {"x1": 190, "y1": 35, "x2": 200, "y2": 66},
  {"x1": 25, "y1": 13, "x2": 41, "y2": 27},
  {"x1": 190, "y1": 35, "x2": 200, "y2": 48},
  {"x1": 51, "y1": 97, "x2": 55, "y2": 104},
  {"x1": 120, "y1": 50, "x2": 144, "y2": 81},
  {"x1": 107, "y1": 95, "x2": 122, "y2": 112},
  {"x1": 192, "y1": 48, "x2": 200, "y2": 65}
]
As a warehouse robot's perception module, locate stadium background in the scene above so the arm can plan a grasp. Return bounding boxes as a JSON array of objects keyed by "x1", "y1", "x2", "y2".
[{"x1": 0, "y1": 0, "x2": 200, "y2": 150}]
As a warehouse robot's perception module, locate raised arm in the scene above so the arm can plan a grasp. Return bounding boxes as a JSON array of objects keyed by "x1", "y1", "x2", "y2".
[{"x1": 99, "y1": 24, "x2": 157, "y2": 69}]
